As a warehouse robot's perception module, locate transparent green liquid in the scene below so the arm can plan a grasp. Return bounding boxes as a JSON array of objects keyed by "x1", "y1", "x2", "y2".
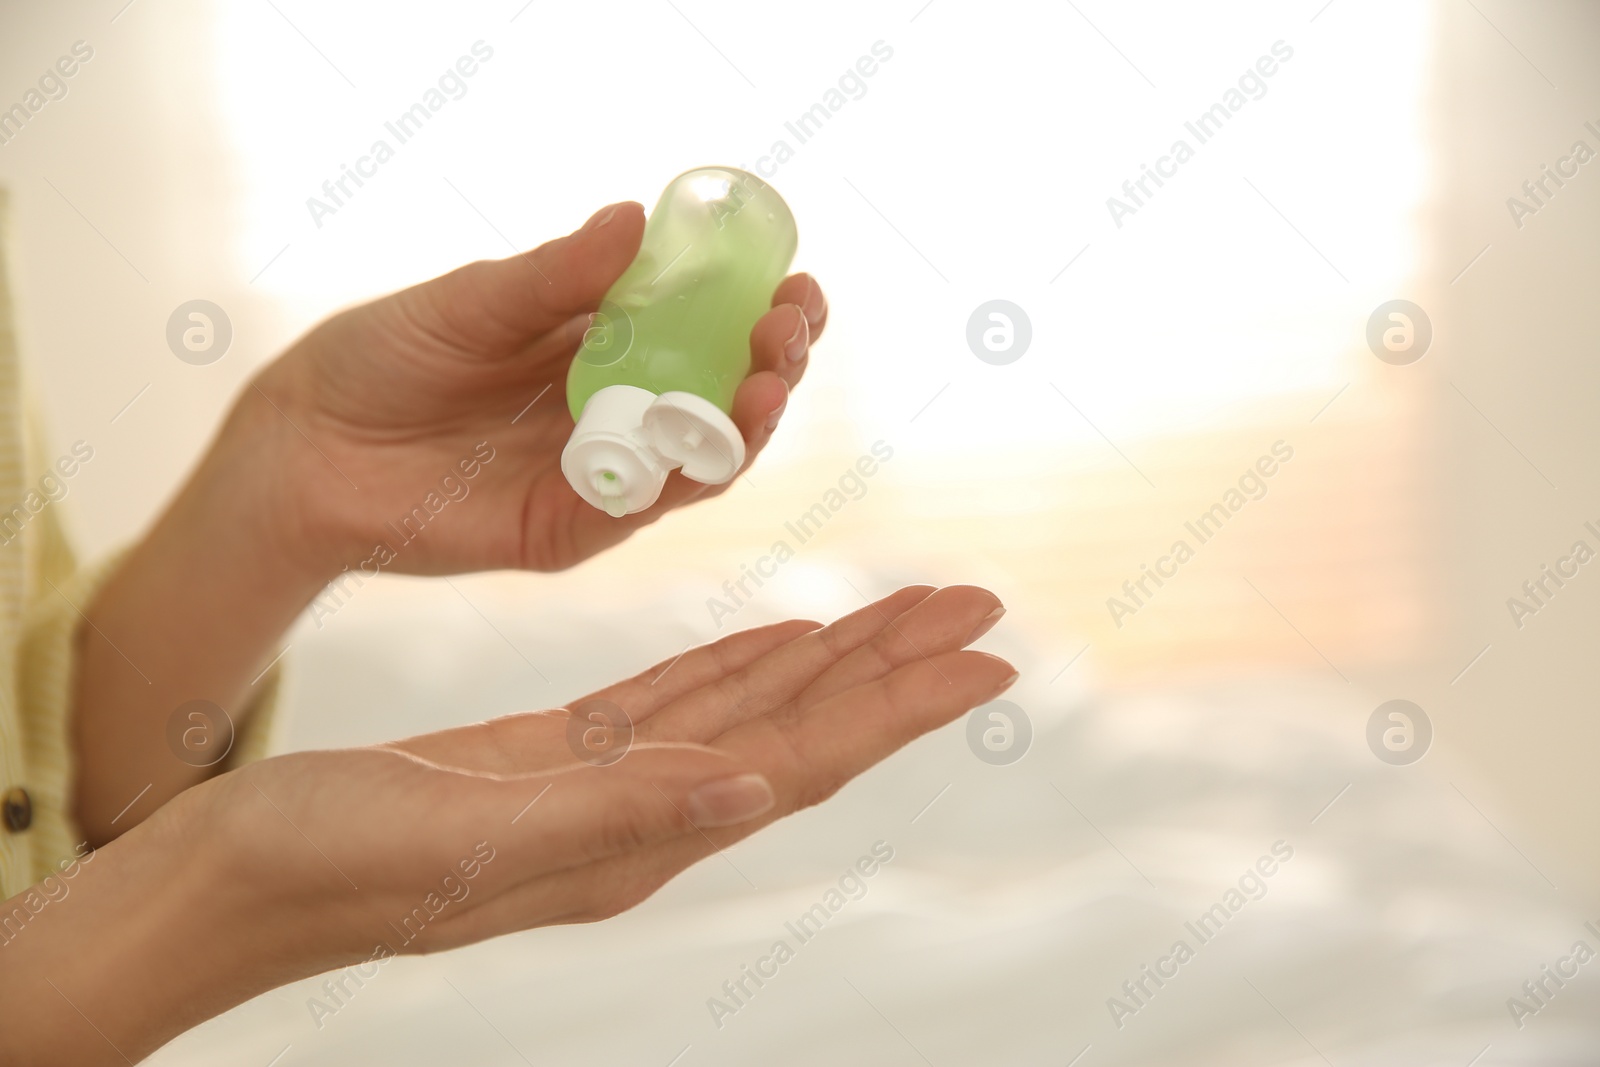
[{"x1": 567, "y1": 168, "x2": 799, "y2": 419}]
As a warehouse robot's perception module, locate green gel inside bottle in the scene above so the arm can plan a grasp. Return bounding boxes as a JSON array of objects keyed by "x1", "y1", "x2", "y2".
[{"x1": 561, "y1": 167, "x2": 799, "y2": 517}]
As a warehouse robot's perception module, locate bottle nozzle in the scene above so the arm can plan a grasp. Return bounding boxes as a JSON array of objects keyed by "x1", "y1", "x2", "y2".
[
  {"x1": 595, "y1": 471, "x2": 630, "y2": 518},
  {"x1": 562, "y1": 385, "x2": 743, "y2": 516}
]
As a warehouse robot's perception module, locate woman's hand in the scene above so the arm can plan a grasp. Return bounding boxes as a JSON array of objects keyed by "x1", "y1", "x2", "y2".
[
  {"x1": 222, "y1": 585, "x2": 1009, "y2": 960},
  {"x1": 72, "y1": 201, "x2": 824, "y2": 844},
  {"x1": 252, "y1": 201, "x2": 827, "y2": 579},
  {"x1": 11, "y1": 586, "x2": 1012, "y2": 1065}
]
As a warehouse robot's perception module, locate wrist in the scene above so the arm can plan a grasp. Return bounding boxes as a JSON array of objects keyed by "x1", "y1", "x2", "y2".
[
  {"x1": 210, "y1": 363, "x2": 349, "y2": 589},
  {"x1": 0, "y1": 792, "x2": 289, "y2": 1064},
  {"x1": 71, "y1": 373, "x2": 333, "y2": 842}
]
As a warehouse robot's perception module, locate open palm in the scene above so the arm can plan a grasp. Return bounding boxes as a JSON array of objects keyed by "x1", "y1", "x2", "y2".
[{"x1": 197, "y1": 586, "x2": 1010, "y2": 968}]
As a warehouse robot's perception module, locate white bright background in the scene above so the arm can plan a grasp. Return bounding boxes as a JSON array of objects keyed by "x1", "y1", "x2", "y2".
[
  {"x1": 5, "y1": 0, "x2": 1600, "y2": 1064},
  {"x1": 214, "y1": 0, "x2": 1425, "y2": 455}
]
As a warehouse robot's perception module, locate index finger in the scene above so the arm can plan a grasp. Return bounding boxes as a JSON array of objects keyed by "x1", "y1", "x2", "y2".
[{"x1": 772, "y1": 273, "x2": 828, "y2": 342}]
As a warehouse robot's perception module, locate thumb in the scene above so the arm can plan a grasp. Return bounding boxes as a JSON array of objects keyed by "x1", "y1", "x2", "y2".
[
  {"x1": 482, "y1": 743, "x2": 776, "y2": 871},
  {"x1": 418, "y1": 200, "x2": 646, "y2": 349}
]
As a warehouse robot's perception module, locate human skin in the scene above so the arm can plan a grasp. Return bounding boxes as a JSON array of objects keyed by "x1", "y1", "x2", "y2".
[
  {"x1": 1, "y1": 586, "x2": 1014, "y2": 1064},
  {"x1": 68, "y1": 201, "x2": 827, "y2": 846}
]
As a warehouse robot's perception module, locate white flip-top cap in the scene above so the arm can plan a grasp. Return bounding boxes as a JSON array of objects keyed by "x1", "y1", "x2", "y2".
[
  {"x1": 562, "y1": 385, "x2": 746, "y2": 517},
  {"x1": 642, "y1": 391, "x2": 745, "y2": 483}
]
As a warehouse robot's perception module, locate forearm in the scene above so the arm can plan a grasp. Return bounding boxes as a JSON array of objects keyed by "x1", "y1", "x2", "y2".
[
  {"x1": 0, "y1": 793, "x2": 299, "y2": 1065},
  {"x1": 71, "y1": 387, "x2": 328, "y2": 845}
]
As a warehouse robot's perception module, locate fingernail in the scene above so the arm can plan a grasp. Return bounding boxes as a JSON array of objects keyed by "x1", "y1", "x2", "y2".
[
  {"x1": 582, "y1": 203, "x2": 621, "y2": 232},
  {"x1": 764, "y1": 396, "x2": 787, "y2": 431},
  {"x1": 784, "y1": 307, "x2": 809, "y2": 363},
  {"x1": 687, "y1": 774, "x2": 775, "y2": 828},
  {"x1": 801, "y1": 276, "x2": 825, "y2": 327},
  {"x1": 990, "y1": 670, "x2": 1020, "y2": 698},
  {"x1": 966, "y1": 605, "x2": 1006, "y2": 643}
]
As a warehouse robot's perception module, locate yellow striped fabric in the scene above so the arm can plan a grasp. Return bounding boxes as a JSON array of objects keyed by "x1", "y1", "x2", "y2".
[{"x1": 0, "y1": 188, "x2": 279, "y2": 898}]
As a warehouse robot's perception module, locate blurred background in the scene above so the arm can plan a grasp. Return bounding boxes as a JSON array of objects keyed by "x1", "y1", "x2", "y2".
[{"x1": 5, "y1": 0, "x2": 1600, "y2": 1062}]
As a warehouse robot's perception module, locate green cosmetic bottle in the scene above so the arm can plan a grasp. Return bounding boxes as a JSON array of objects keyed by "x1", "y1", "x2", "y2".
[{"x1": 562, "y1": 167, "x2": 799, "y2": 516}]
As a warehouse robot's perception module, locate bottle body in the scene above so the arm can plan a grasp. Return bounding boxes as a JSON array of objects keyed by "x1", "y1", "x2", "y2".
[
  {"x1": 561, "y1": 167, "x2": 799, "y2": 517},
  {"x1": 567, "y1": 167, "x2": 799, "y2": 418}
]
